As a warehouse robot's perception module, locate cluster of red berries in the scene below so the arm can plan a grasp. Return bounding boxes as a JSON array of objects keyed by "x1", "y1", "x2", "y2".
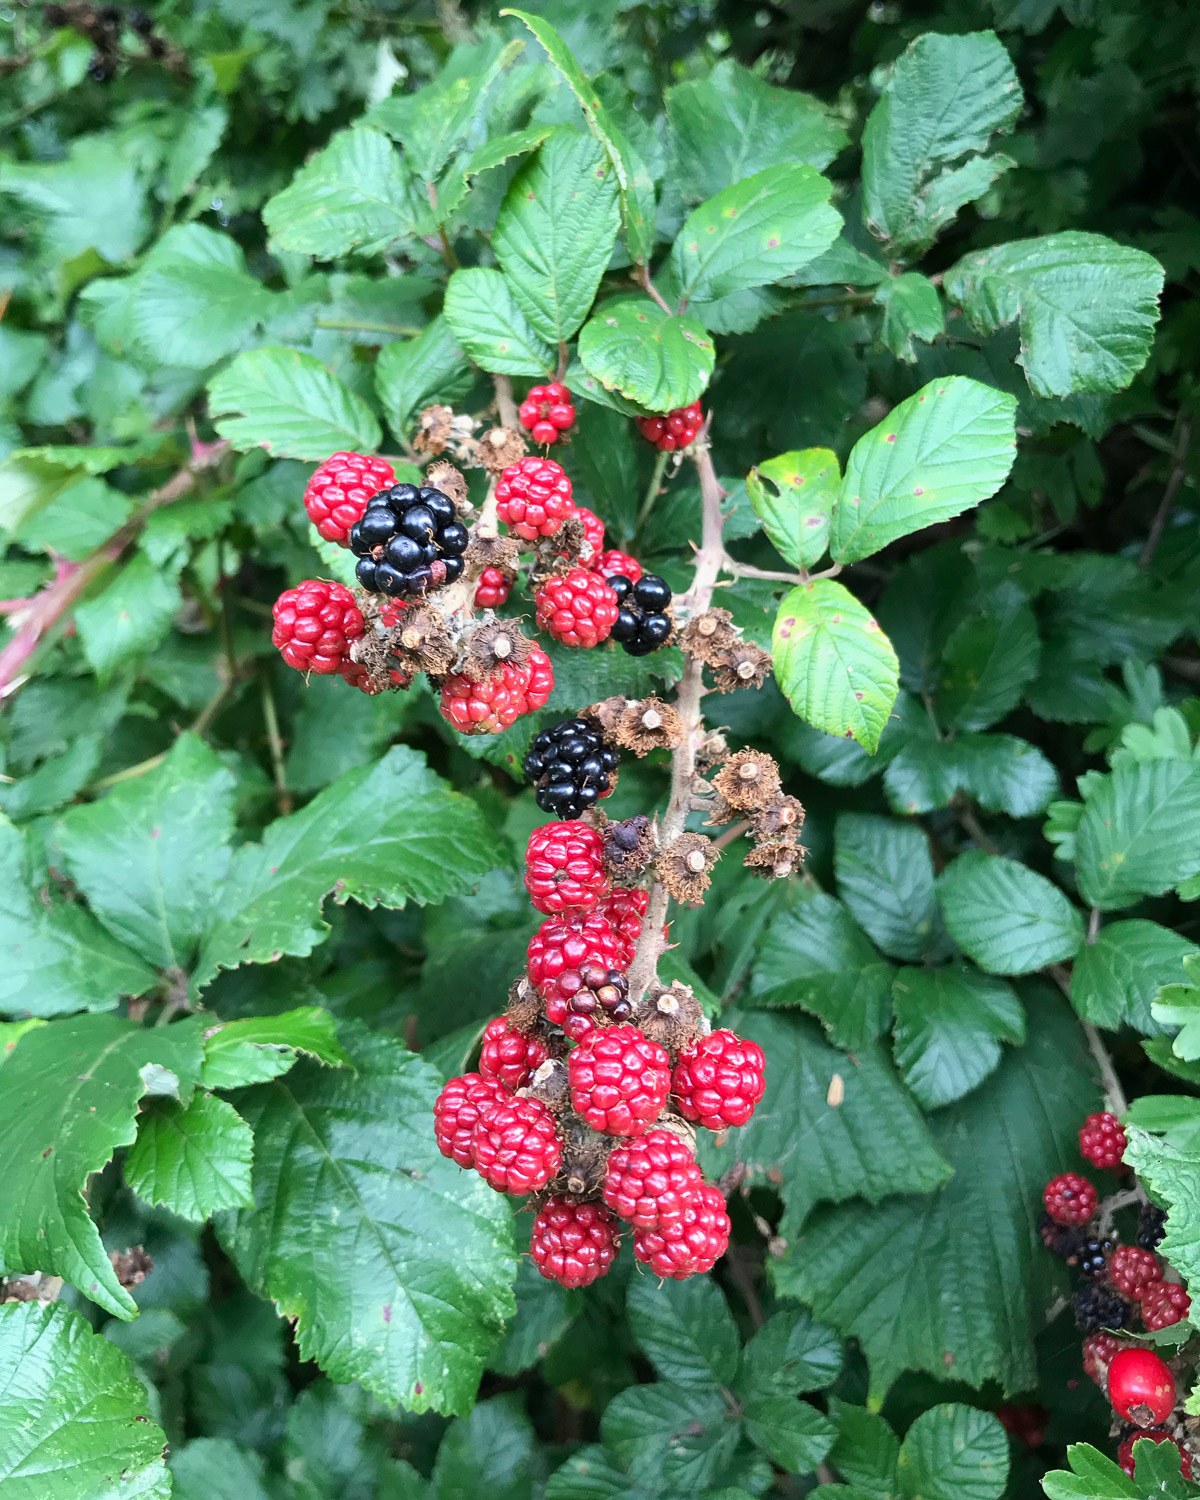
[
  {"x1": 518, "y1": 382, "x2": 576, "y2": 446},
  {"x1": 434, "y1": 819, "x2": 766, "y2": 1287},
  {"x1": 636, "y1": 401, "x2": 704, "y2": 452},
  {"x1": 1039, "y1": 1111, "x2": 1195, "y2": 1477}
]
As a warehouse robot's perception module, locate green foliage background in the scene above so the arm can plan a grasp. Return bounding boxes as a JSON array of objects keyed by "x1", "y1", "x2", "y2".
[{"x1": 1, "y1": 1, "x2": 1199, "y2": 1496}]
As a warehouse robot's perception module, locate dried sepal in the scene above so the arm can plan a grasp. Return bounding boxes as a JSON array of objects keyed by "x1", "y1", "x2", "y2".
[
  {"x1": 711, "y1": 641, "x2": 773, "y2": 694},
  {"x1": 413, "y1": 403, "x2": 454, "y2": 457},
  {"x1": 702, "y1": 791, "x2": 738, "y2": 827},
  {"x1": 753, "y1": 795, "x2": 806, "y2": 842},
  {"x1": 680, "y1": 607, "x2": 737, "y2": 666},
  {"x1": 657, "y1": 831, "x2": 719, "y2": 906},
  {"x1": 583, "y1": 696, "x2": 628, "y2": 741},
  {"x1": 462, "y1": 619, "x2": 534, "y2": 679},
  {"x1": 557, "y1": 1113, "x2": 615, "y2": 1198},
  {"x1": 614, "y1": 697, "x2": 686, "y2": 757},
  {"x1": 478, "y1": 424, "x2": 527, "y2": 475},
  {"x1": 602, "y1": 814, "x2": 657, "y2": 882},
  {"x1": 467, "y1": 532, "x2": 520, "y2": 575},
  {"x1": 694, "y1": 729, "x2": 729, "y2": 776},
  {"x1": 531, "y1": 511, "x2": 586, "y2": 578},
  {"x1": 425, "y1": 459, "x2": 471, "y2": 513},
  {"x1": 522, "y1": 1057, "x2": 570, "y2": 1113},
  {"x1": 744, "y1": 839, "x2": 805, "y2": 880},
  {"x1": 506, "y1": 974, "x2": 543, "y2": 1033},
  {"x1": 349, "y1": 629, "x2": 414, "y2": 692},
  {"x1": 389, "y1": 604, "x2": 456, "y2": 677},
  {"x1": 634, "y1": 981, "x2": 707, "y2": 1055},
  {"x1": 712, "y1": 749, "x2": 782, "y2": 812}
]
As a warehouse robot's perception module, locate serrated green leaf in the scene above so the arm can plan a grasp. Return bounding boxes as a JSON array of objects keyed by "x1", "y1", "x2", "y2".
[
  {"x1": 892, "y1": 966, "x2": 1025, "y2": 1110},
  {"x1": 1071, "y1": 921, "x2": 1195, "y2": 1033},
  {"x1": 626, "y1": 1275, "x2": 739, "y2": 1389},
  {"x1": 737, "y1": 1306, "x2": 843, "y2": 1399},
  {"x1": 745, "y1": 448, "x2": 839, "y2": 569},
  {"x1": 433, "y1": 1395, "x2": 539, "y2": 1500},
  {"x1": 128, "y1": 227, "x2": 271, "y2": 369},
  {"x1": 835, "y1": 812, "x2": 942, "y2": 962},
  {"x1": 217, "y1": 1025, "x2": 516, "y2": 1414},
  {"x1": 0, "y1": 136, "x2": 150, "y2": 266},
  {"x1": 0, "y1": 1013, "x2": 204, "y2": 1315},
  {"x1": 1041, "y1": 1442, "x2": 1142, "y2": 1498},
  {"x1": 936, "y1": 584, "x2": 1041, "y2": 731},
  {"x1": 937, "y1": 851, "x2": 1084, "y2": 974},
  {"x1": 162, "y1": 101, "x2": 228, "y2": 202},
  {"x1": 170, "y1": 1438, "x2": 273, "y2": 1500},
  {"x1": 874, "y1": 272, "x2": 945, "y2": 361},
  {"x1": 578, "y1": 298, "x2": 715, "y2": 412},
  {"x1": 898, "y1": 1404, "x2": 1009, "y2": 1499},
  {"x1": 493, "y1": 129, "x2": 621, "y2": 343},
  {"x1": 883, "y1": 732, "x2": 1058, "y2": 818},
  {"x1": 443, "y1": 267, "x2": 555, "y2": 376},
  {"x1": 376, "y1": 318, "x2": 473, "y2": 442},
  {"x1": 830, "y1": 378, "x2": 1018, "y2": 564},
  {"x1": 945, "y1": 233, "x2": 1165, "y2": 397},
  {"x1": 75, "y1": 552, "x2": 183, "y2": 682},
  {"x1": 489, "y1": 1253, "x2": 578, "y2": 1378},
  {"x1": 208, "y1": 346, "x2": 382, "y2": 459},
  {"x1": 1074, "y1": 760, "x2": 1200, "y2": 910},
  {"x1": 125, "y1": 1090, "x2": 254, "y2": 1222},
  {"x1": 744, "y1": 1396, "x2": 836, "y2": 1475},
  {"x1": 1125, "y1": 1123, "x2": 1200, "y2": 1319},
  {"x1": 0, "y1": 1303, "x2": 170, "y2": 1500},
  {"x1": 772, "y1": 579, "x2": 901, "y2": 753},
  {"x1": 200, "y1": 1006, "x2": 351, "y2": 1089},
  {"x1": 827, "y1": 1403, "x2": 902, "y2": 1495},
  {"x1": 601, "y1": 1382, "x2": 741, "y2": 1493}
]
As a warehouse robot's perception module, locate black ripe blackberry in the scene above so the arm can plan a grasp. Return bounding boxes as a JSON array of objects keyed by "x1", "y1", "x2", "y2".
[
  {"x1": 1039, "y1": 1212, "x2": 1087, "y2": 1262},
  {"x1": 609, "y1": 574, "x2": 673, "y2": 656},
  {"x1": 1137, "y1": 1204, "x2": 1167, "y2": 1250},
  {"x1": 1078, "y1": 1238, "x2": 1114, "y2": 1279},
  {"x1": 523, "y1": 716, "x2": 619, "y2": 819},
  {"x1": 349, "y1": 483, "x2": 468, "y2": 597},
  {"x1": 1074, "y1": 1284, "x2": 1132, "y2": 1334}
]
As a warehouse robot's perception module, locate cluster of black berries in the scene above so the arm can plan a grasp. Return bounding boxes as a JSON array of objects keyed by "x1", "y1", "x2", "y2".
[
  {"x1": 523, "y1": 716, "x2": 619, "y2": 819},
  {"x1": 350, "y1": 484, "x2": 468, "y2": 597},
  {"x1": 46, "y1": 3, "x2": 166, "y2": 80},
  {"x1": 610, "y1": 574, "x2": 673, "y2": 657}
]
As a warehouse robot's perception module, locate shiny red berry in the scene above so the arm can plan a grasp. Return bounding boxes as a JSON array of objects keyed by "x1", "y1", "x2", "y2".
[
  {"x1": 475, "y1": 565, "x2": 514, "y2": 610},
  {"x1": 568, "y1": 1024, "x2": 670, "y2": 1137},
  {"x1": 524, "y1": 822, "x2": 609, "y2": 914},
  {"x1": 439, "y1": 665, "x2": 520, "y2": 734},
  {"x1": 529, "y1": 1195, "x2": 620, "y2": 1287},
  {"x1": 527, "y1": 912, "x2": 624, "y2": 1020},
  {"x1": 602, "y1": 1128, "x2": 705, "y2": 1231},
  {"x1": 272, "y1": 579, "x2": 364, "y2": 674},
  {"x1": 433, "y1": 1072, "x2": 508, "y2": 1168},
  {"x1": 535, "y1": 567, "x2": 619, "y2": 649},
  {"x1": 633, "y1": 1182, "x2": 730, "y2": 1278},
  {"x1": 1117, "y1": 1429, "x2": 1194, "y2": 1480},
  {"x1": 1042, "y1": 1172, "x2": 1098, "y2": 1227},
  {"x1": 672, "y1": 1029, "x2": 766, "y2": 1131},
  {"x1": 636, "y1": 401, "x2": 703, "y2": 452},
  {"x1": 506, "y1": 645, "x2": 554, "y2": 717},
  {"x1": 997, "y1": 1404, "x2": 1047, "y2": 1449},
  {"x1": 1083, "y1": 1331, "x2": 1123, "y2": 1388},
  {"x1": 496, "y1": 456, "x2": 575, "y2": 540},
  {"x1": 1080, "y1": 1111, "x2": 1128, "y2": 1170},
  {"x1": 478, "y1": 1017, "x2": 549, "y2": 1092},
  {"x1": 1142, "y1": 1283, "x2": 1191, "y2": 1330},
  {"x1": 472, "y1": 1095, "x2": 562, "y2": 1195},
  {"x1": 597, "y1": 888, "x2": 647, "y2": 967},
  {"x1": 1107, "y1": 1347, "x2": 1176, "y2": 1428},
  {"x1": 304, "y1": 451, "x2": 396, "y2": 544},
  {"x1": 1109, "y1": 1246, "x2": 1163, "y2": 1301},
  {"x1": 518, "y1": 382, "x2": 576, "y2": 446},
  {"x1": 595, "y1": 548, "x2": 643, "y2": 584}
]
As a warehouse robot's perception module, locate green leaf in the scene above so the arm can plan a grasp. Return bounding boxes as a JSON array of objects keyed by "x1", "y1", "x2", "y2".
[
  {"x1": 75, "y1": 552, "x2": 183, "y2": 682},
  {"x1": 375, "y1": 318, "x2": 473, "y2": 443},
  {"x1": 1071, "y1": 921, "x2": 1196, "y2": 1034},
  {"x1": 746, "y1": 448, "x2": 839, "y2": 570},
  {"x1": 898, "y1": 1404, "x2": 1009, "y2": 1500},
  {"x1": 892, "y1": 966, "x2": 1025, "y2": 1111},
  {"x1": 170, "y1": 1439, "x2": 273, "y2": 1500},
  {"x1": 193, "y1": 747, "x2": 507, "y2": 991},
  {"x1": 208, "y1": 347, "x2": 382, "y2": 460},
  {"x1": 743, "y1": 1396, "x2": 836, "y2": 1475},
  {"x1": 702, "y1": 1011, "x2": 951, "y2": 1230},
  {"x1": 262, "y1": 127, "x2": 424, "y2": 258},
  {"x1": 1041, "y1": 1443, "x2": 1142, "y2": 1498},
  {"x1": 489, "y1": 1254, "x2": 577, "y2": 1377},
  {"x1": 778, "y1": 997, "x2": 1099, "y2": 1396},
  {"x1": 747, "y1": 889, "x2": 894, "y2": 1050},
  {"x1": 937, "y1": 851, "x2": 1084, "y2": 975},
  {"x1": 162, "y1": 100, "x2": 228, "y2": 202},
  {"x1": 1153, "y1": 978, "x2": 1200, "y2": 1061},
  {"x1": 626, "y1": 1275, "x2": 739, "y2": 1389},
  {"x1": 827, "y1": 1403, "x2": 901, "y2": 1495},
  {"x1": 737, "y1": 1305, "x2": 844, "y2": 1398},
  {"x1": 884, "y1": 732, "x2": 1058, "y2": 819},
  {"x1": 601, "y1": 1382, "x2": 741, "y2": 1493},
  {"x1": 830, "y1": 377, "x2": 1018, "y2": 564},
  {"x1": 861, "y1": 31, "x2": 1021, "y2": 254},
  {"x1": 433, "y1": 1395, "x2": 539, "y2": 1500},
  {"x1": 577, "y1": 298, "x2": 715, "y2": 412},
  {"x1": 443, "y1": 267, "x2": 555, "y2": 377},
  {"x1": 493, "y1": 129, "x2": 621, "y2": 343},
  {"x1": 125, "y1": 1090, "x2": 254, "y2": 1222},
  {"x1": 670, "y1": 165, "x2": 841, "y2": 305},
  {"x1": 217, "y1": 1025, "x2": 516, "y2": 1414},
  {"x1": 0, "y1": 1013, "x2": 204, "y2": 1315},
  {"x1": 0, "y1": 136, "x2": 150, "y2": 266},
  {"x1": 1125, "y1": 1123, "x2": 1200, "y2": 1314},
  {"x1": 55, "y1": 734, "x2": 235, "y2": 972},
  {"x1": 0, "y1": 1303, "x2": 170, "y2": 1499},
  {"x1": 127, "y1": 226, "x2": 270, "y2": 370},
  {"x1": 874, "y1": 273, "x2": 945, "y2": 361},
  {"x1": 835, "y1": 812, "x2": 941, "y2": 962},
  {"x1": 1074, "y1": 760, "x2": 1200, "y2": 910},
  {"x1": 945, "y1": 233, "x2": 1165, "y2": 397},
  {"x1": 200, "y1": 1006, "x2": 351, "y2": 1089},
  {"x1": 666, "y1": 58, "x2": 848, "y2": 200},
  {"x1": 772, "y1": 579, "x2": 901, "y2": 754},
  {"x1": 936, "y1": 584, "x2": 1041, "y2": 732}
]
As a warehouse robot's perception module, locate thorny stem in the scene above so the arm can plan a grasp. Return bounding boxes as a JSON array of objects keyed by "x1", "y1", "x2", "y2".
[{"x1": 493, "y1": 373, "x2": 520, "y2": 429}]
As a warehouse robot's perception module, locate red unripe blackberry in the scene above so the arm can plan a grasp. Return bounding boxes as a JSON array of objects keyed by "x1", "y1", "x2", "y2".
[
  {"x1": 574, "y1": 506, "x2": 605, "y2": 560},
  {"x1": 496, "y1": 456, "x2": 575, "y2": 540},
  {"x1": 518, "y1": 382, "x2": 576, "y2": 446},
  {"x1": 567, "y1": 1024, "x2": 670, "y2": 1137},
  {"x1": 272, "y1": 579, "x2": 364, "y2": 674},
  {"x1": 598, "y1": 887, "x2": 647, "y2": 967},
  {"x1": 595, "y1": 548, "x2": 643, "y2": 584},
  {"x1": 671, "y1": 1029, "x2": 766, "y2": 1131},
  {"x1": 1117, "y1": 1429, "x2": 1193, "y2": 1480},
  {"x1": 1107, "y1": 1347, "x2": 1176, "y2": 1428},
  {"x1": 527, "y1": 912, "x2": 624, "y2": 1020},
  {"x1": 472, "y1": 1095, "x2": 562, "y2": 1195},
  {"x1": 475, "y1": 565, "x2": 514, "y2": 610},
  {"x1": 997, "y1": 1404, "x2": 1047, "y2": 1449},
  {"x1": 479, "y1": 1016, "x2": 549, "y2": 1091},
  {"x1": 535, "y1": 567, "x2": 619, "y2": 649},
  {"x1": 524, "y1": 822, "x2": 609, "y2": 914},
  {"x1": 1108, "y1": 1245, "x2": 1163, "y2": 1301},
  {"x1": 602, "y1": 1128, "x2": 704, "y2": 1231},
  {"x1": 1043, "y1": 1172, "x2": 1098, "y2": 1227},
  {"x1": 440, "y1": 648, "x2": 554, "y2": 735},
  {"x1": 434, "y1": 1072, "x2": 508, "y2": 1168},
  {"x1": 633, "y1": 1182, "x2": 730, "y2": 1278},
  {"x1": 304, "y1": 451, "x2": 396, "y2": 544},
  {"x1": 529, "y1": 1195, "x2": 620, "y2": 1287},
  {"x1": 506, "y1": 645, "x2": 554, "y2": 718},
  {"x1": 1079, "y1": 1111, "x2": 1128, "y2": 1170},
  {"x1": 1142, "y1": 1283, "x2": 1191, "y2": 1330},
  {"x1": 636, "y1": 401, "x2": 703, "y2": 452},
  {"x1": 1083, "y1": 1331, "x2": 1123, "y2": 1388}
]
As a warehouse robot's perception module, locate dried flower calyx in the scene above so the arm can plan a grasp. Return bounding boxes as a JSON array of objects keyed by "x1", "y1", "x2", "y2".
[
  {"x1": 712, "y1": 749, "x2": 782, "y2": 812},
  {"x1": 712, "y1": 640, "x2": 772, "y2": 693},
  {"x1": 680, "y1": 608, "x2": 737, "y2": 665},
  {"x1": 614, "y1": 697, "x2": 686, "y2": 757},
  {"x1": 478, "y1": 425, "x2": 528, "y2": 475},
  {"x1": 462, "y1": 620, "x2": 535, "y2": 679},
  {"x1": 603, "y1": 814, "x2": 657, "y2": 882},
  {"x1": 657, "y1": 832, "x2": 719, "y2": 905}
]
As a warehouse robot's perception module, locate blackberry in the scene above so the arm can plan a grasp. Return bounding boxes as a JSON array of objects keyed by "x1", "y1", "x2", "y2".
[
  {"x1": 87, "y1": 52, "x2": 115, "y2": 81},
  {"x1": 523, "y1": 716, "x2": 619, "y2": 819},
  {"x1": 609, "y1": 573, "x2": 673, "y2": 656},
  {"x1": 130, "y1": 8, "x2": 154, "y2": 32},
  {"x1": 1078, "y1": 1237, "x2": 1115, "y2": 1280},
  {"x1": 1039, "y1": 1212, "x2": 1087, "y2": 1261},
  {"x1": 1074, "y1": 1283, "x2": 1132, "y2": 1335},
  {"x1": 349, "y1": 483, "x2": 468, "y2": 597},
  {"x1": 1137, "y1": 1204, "x2": 1167, "y2": 1250}
]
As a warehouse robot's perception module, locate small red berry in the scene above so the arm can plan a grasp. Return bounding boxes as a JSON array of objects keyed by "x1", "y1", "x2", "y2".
[
  {"x1": 1080, "y1": 1111, "x2": 1128, "y2": 1170},
  {"x1": 997, "y1": 1404, "x2": 1047, "y2": 1449},
  {"x1": 1043, "y1": 1172, "x2": 1098, "y2": 1227},
  {"x1": 527, "y1": 912, "x2": 624, "y2": 1022},
  {"x1": 530, "y1": 1195, "x2": 620, "y2": 1287},
  {"x1": 1142, "y1": 1283, "x2": 1191, "y2": 1330},
  {"x1": 1109, "y1": 1246, "x2": 1163, "y2": 1301},
  {"x1": 568, "y1": 1023, "x2": 670, "y2": 1137},
  {"x1": 304, "y1": 451, "x2": 396, "y2": 544},
  {"x1": 1083, "y1": 1331, "x2": 1123, "y2": 1388},
  {"x1": 602, "y1": 1129, "x2": 705, "y2": 1231},
  {"x1": 479, "y1": 1017, "x2": 549, "y2": 1092},
  {"x1": 535, "y1": 567, "x2": 619, "y2": 649},
  {"x1": 636, "y1": 401, "x2": 703, "y2": 452},
  {"x1": 518, "y1": 382, "x2": 576, "y2": 446},
  {"x1": 597, "y1": 888, "x2": 648, "y2": 967},
  {"x1": 1107, "y1": 1347, "x2": 1176, "y2": 1428},
  {"x1": 475, "y1": 565, "x2": 514, "y2": 610},
  {"x1": 633, "y1": 1182, "x2": 730, "y2": 1278},
  {"x1": 1117, "y1": 1429, "x2": 1193, "y2": 1479},
  {"x1": 506, "y1": 645, "x2": 554, "y2": 718},
  {"x1": 672, "y1": 1029, "x2": 766, "y2": 1131},
  {"x1": 524, "y1": 822, "x2": 609, "y2": 914},
  {"x1": 496, "y1": 456, "x2": 575, "y2": 540},
  {"x1": 595, "y1": 548, "x2": 643, "y2": 584},
  {"x1": 272, "y1": 579, "x2": 364, "y2": 674},
  {"x1": 439, "y1": 665, "x2": 519, "y2": 735},
  {"x1": 434, "y1": 1072, "x2": 508, "y2": 1168},
  {"x1": 472, "y1": 1095, "x2": 563, "y2": 1195}
]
